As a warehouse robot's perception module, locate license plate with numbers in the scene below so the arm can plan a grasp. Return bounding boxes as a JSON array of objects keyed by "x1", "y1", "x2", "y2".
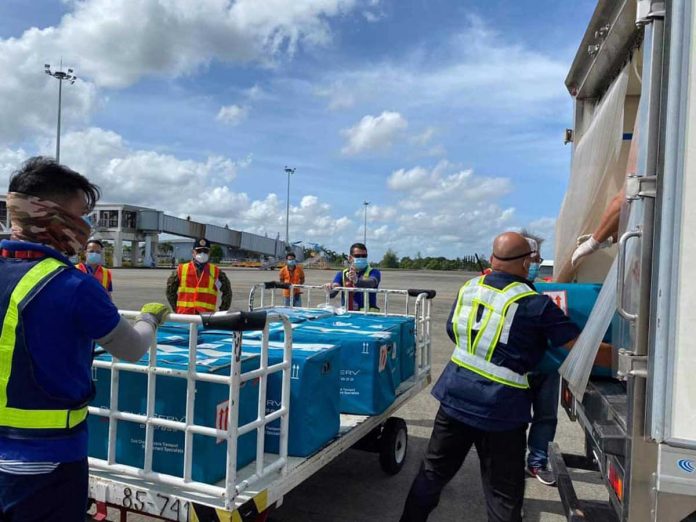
[{"x1": 90, "y1": 481, "x2": 189, "y2": 521}]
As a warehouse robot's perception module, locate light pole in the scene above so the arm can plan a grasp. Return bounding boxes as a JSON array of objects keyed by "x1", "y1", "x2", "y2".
[
  {"x1": 362, "y1": 200, "x2": 370, "y2": 245},
  {"x1": 45, "y1": 61, "x2": 77, "y2": 163},
  {"x1": 284, "y1": 166, "x2": 295, "y2": 249}
]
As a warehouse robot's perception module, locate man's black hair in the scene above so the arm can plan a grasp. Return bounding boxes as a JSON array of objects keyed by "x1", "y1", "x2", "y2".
[
  {"x1": 350, "y1": 242, "x2": 367, "y2": 254},
  {"x1": 87, "y1": 239, "x2": 104, "y2": 248},
  {"x1": 8, "y1": 156, "x2": 101, "y2": 211},
  {"x1": 286, "y1": 252, "x2": 296, "y2": 259}
]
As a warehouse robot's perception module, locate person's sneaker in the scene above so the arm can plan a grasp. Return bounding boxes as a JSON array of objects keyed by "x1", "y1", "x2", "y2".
[{"x1": 526, "y1": 465, "x2": 556, "y2": 486}]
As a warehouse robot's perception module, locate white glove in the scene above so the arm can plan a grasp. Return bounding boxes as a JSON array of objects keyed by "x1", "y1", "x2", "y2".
[
  {"x1": 576, "y1": 234, "x2": 613, "y2": 248},
  {"x1": 571, "y1": 235, "x2": 613, "y2": 266}
]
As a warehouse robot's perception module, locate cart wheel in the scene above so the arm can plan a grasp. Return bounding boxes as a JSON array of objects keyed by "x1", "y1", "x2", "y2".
[{"x1": 379, "y1": 417, "x2": 408, "y2": 475}]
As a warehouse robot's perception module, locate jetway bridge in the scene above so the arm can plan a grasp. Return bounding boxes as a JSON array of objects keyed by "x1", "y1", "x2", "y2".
[{"x1": 0, "y1": 196, "x2": 301, "y2": 267}]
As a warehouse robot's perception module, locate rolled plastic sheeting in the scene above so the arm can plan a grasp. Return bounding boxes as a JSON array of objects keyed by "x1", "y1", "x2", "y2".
[
  {"x1": 554, "y1": 68, "x2": 630, "y2": 282},
  {"x1": 559, "y1": 256, "x2": 618, "y2": 398}
]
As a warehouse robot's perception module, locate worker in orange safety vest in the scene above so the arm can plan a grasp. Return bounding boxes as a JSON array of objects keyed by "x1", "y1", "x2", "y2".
[
  {"x1": 76, "y1": 239, "x2": 113, "y2": 298},
  {"x1": 166, "y1": 237, "x2": 232, "y2": 314},
  {"x1": 278, "y1": 251, "x2": 305, "y2": 306}
]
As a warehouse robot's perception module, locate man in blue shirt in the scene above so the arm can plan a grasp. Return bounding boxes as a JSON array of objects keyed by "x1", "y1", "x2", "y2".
[
  {"x1": 400, "y1": 232, "x2": 608, "y2": 522},
  {"x1": 0, "y1": 157, "x2": 170, "y2": 521},
  {"x1": 328, "y1": 242, "x2": 381, "y2": 310}
]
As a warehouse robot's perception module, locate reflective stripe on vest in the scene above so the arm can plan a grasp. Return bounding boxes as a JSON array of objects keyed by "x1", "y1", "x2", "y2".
[
  {"x1": 76, "y1": 263, "x2": 110, "y2": 290},
  {"x1": 342, "y1": 267, "x2": 375, "y2": 311},
  {"x1": 341, "y1": 266, "x2": 373, "y2": 286},
  {"x1": 95, "y1": 266, "x2": 110, "y2": 289},
  {"x1": 176, "y1": 262, "x2": 219, "y2": 313},
  {"x1": 450, "y1": 275, "x2": 536, "y2": 389},
  {"x1": 0, "y1": 258, "x2": 89, "y2": 430}
]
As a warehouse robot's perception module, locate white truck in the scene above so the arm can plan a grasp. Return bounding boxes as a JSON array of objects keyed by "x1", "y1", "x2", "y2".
[{"x1": 551, "y1": 1, "x2": 696, "y2": 520}]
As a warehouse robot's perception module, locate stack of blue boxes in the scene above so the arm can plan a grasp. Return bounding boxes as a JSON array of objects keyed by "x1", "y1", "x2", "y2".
[
  {"x1": 88, "y1": 343, "x2": 259, "y2": 483},
  {"x1": 88, "y1": 307, "x2": 418, "y2": 477}
]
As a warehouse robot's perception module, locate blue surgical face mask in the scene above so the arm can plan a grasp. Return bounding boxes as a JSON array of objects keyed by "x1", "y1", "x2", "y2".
[
  {"x1": 528, "y1": 262, "x2": 540, "y2": 281},
  {"x1": 86, "y1": 252, "x2": 102, "y2": 265},
  {"x1": 287, "y1": 259, "x2": 296, "y2": 267},
  {"x1": 353, "y1": 257, "x2": 368, "y2": 270},
  {"x1": 68, "y1": 255, "x2": 79, "y2": 264}
]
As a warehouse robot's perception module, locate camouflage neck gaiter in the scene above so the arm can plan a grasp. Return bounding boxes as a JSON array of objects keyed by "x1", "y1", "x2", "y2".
[{"x1": 6, "y1": 192, "x2": 91, "y2": 256}]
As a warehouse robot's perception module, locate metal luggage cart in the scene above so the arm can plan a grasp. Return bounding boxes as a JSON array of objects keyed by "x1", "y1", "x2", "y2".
[{"x1": 87, "y1": 287, "x2": 434, "y2": 521}]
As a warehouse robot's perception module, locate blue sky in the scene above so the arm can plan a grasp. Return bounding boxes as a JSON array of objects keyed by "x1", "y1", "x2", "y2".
[{"x1": 0, "y1": 0, "x2": 596, "y2": 259}]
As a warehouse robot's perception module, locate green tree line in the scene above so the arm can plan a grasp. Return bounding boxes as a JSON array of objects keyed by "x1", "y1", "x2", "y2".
[{"x1": 379, "y1": 249, "x2": 489, "y2": 271}]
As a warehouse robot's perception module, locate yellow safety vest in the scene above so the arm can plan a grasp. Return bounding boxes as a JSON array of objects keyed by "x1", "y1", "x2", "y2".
[
  {"x1": 0, "y1": 258, "x2": 89, "y2": 432},
  {"x1": 450, "y1": 275, "x2": 536, "y2": 389}
]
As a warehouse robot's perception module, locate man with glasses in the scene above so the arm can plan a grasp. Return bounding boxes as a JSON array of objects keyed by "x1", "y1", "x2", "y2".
[
  {"x1": 400, "y1": 231, "x2": 611, "y2": 522},
  {"x1": 327, "y1": 242, "x2": 381, "y2": 311},
  {"x1": 166, "y1": 238, "x2": 232, "y2": 314}
]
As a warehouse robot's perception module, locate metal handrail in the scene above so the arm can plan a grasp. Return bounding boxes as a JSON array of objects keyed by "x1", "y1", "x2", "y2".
[
  {"x1": 248, "y1": 284, "x2": 435, "y2": 382},
  {"x1": 88, "y1": 310, "x2": 293, "y2": 510}
]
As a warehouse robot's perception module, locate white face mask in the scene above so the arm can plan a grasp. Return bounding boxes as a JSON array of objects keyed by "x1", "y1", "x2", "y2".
[{"x1": 194, "y1": 252, "x2": 209, "y2": 264}]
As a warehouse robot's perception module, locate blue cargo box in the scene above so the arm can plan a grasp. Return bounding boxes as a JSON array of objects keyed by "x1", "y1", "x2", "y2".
[
  {"x1": 239, "y1": 337, "x2": 341, "y2": 457},
  {"x1": 535, "y1": 282, "x2": 613, "y2": 376},
  {"x1": 258, "y1": 306, "x2": 336, "y2": 323},
  {"x1": 175, "y1": 331, "x2": 342, "y2": 457},
  {"x1": 309, "y1": 316, "x2": 403, "y2": 389},
  {"x1": 88, "y1": 344, "x2": 259, "y2": 483},
  {"x1": 340, "y1": 314, "x2": 416, "y2": 383},
  {"x1": 277, "y1": 323, "x2": 397, "y2": 415},
  {"x1": 156, "y1": 321, "x2": 202, "y2": 347}
]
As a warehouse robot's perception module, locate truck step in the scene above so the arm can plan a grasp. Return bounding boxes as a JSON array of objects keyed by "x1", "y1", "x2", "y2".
[{"x1": 549, "y1": 442, "x2": 619, "y2": 522}]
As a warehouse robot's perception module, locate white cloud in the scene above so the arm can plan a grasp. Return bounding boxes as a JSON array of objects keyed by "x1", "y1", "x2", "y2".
[
  {"x1": 316, "y1": 16, "x2": 567, "y2": 120},
  {"x1": 411, "y1": 127, "x2": 436, "y2": 146},
  {"x1": 341, "y1": 111, "x2": 408, "y2": 155},
  {"x1": 354, "y1": 203, "x2": 397, "y2": 221},
  {"x1": 0, "y1": 127, "x2": 354, "y2": 248},
  {"x1": 216, "y1": 104, "x2": 249, "y2": 125},
  {"x1": 0, "y1": 148, "x2": 30, "y2": 189},
  {"x1": 387, "y1": 166, "x2": 430, "y2": 191},
  {"x1": 316, "y1": 83, "x2": 356, "y2": 110},
  {"x1": 0, "y1": 0, "x2": 371, "y2": 143},
  {"x1": 524, "y1": 217, "x2": 556, "y2": 259},
  {"x1": 379, "y1": 161, "x2": 517, "y2": 255}
]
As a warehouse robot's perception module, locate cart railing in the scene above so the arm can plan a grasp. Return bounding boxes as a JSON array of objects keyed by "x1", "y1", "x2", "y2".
[
  {"x1": 248, "y1": 282, "x2": 435, "y2": 316},
  {"x1": 248, "y1": 283, "x2": 435, "y2": 381},
  {"x1": 88, "y1": 310, "x2": 293, "y2": 511}
]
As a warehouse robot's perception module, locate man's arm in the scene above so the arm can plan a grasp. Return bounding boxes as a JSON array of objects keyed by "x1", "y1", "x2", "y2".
[
  {"x1": 98, "y1": 304, "x2": 170, "y2": 362},
  {"x1": 562, "y1": 338, "x2": 613, "y2": 367},
  {"x1": 76, "y1": 278, "x2": 168, "y2": 363},
  {"x1": 445, "y1": 297, "x2": 458, "y2": 344},
  {"x1": 219, "y1": 270, "x2": 232, "y2": 311},
  {"x1": 166, "y1": 271, "x2": 179, "y2": 310},
  {"x1": 356, "y1": 268, "x2": 380, "y2": 288},
  {"x1": 299, "y1": 267, "x2": 305, "y2": 285}
]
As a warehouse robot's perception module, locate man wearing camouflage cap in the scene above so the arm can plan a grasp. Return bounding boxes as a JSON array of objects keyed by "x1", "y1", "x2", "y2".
[{"x1": 166, "y1": 237, "x2": 232, "y2": 314}]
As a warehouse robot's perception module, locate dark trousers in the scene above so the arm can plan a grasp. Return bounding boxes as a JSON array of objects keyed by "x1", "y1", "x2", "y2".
[
  {"x1": 0, "y1": 458, "x2": 88, "y2": 521},
  {"x1": 401, "y1": 406, "x2": 526, "y2": 522}
]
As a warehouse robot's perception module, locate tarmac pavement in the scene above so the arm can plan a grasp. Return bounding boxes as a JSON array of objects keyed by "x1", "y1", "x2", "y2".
[{"x1": 100, "y1": 267, "x2": 609, "y2": 522}]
